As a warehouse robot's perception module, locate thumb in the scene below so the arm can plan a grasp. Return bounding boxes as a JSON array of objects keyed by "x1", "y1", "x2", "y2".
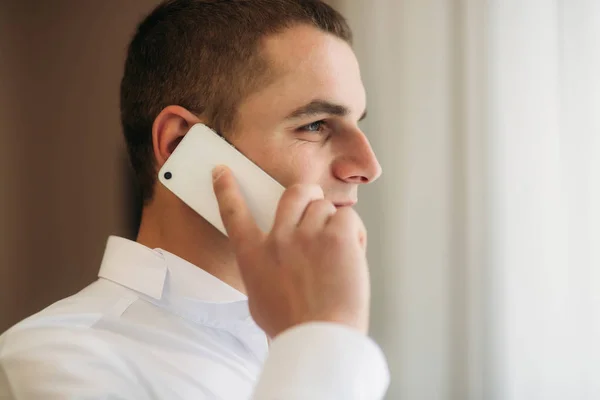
[{"x1": 212, "y1": 165, "x2": 263, "y2": 251}]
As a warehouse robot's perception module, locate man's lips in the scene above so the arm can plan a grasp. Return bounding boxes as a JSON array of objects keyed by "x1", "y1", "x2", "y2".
[{"x1": 333, "y1": 201, "x2": 357, "y2": 208}]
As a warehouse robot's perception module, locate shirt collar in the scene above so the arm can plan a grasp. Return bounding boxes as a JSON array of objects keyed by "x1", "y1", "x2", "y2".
[
  {"x1": 97, "y1": 236, "x2": 268, "y2": 363},
  {"x1": 157, "y1": 248, "x2": 247, "y2": 303},
  {"x1": 98, "y1": 235, "x2": 246, "y2": 303}
]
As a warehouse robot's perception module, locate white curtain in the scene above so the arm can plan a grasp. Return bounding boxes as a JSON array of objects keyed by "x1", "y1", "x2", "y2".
[{"x1": 332, "y1": 1, "x2": 600, "y2": 399}]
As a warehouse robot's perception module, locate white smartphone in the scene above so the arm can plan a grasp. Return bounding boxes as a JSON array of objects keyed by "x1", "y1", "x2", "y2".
[{"x1": 158, "y1": 123, "x2": 285, "y2": 236}]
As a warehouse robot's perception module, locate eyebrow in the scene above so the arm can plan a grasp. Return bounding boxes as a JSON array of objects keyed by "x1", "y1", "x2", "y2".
[{"x1": 285, "y1": 100, "x2": 368, "y2": 122}]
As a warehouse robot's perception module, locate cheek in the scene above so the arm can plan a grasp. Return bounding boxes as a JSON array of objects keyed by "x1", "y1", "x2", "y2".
[
  {"x1": 232, "y1": 127, "x2": 332, "y2": 187},
  {"x1": 285, "y1": 150, "x2": 322, "y2": 183},
  {"x1": 259, "y1": 143, "x2": 330, "y2": 187}
]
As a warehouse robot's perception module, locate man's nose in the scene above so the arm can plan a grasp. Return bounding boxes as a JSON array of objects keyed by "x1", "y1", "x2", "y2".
[{"x1": 332, "y1": 130, "x2": 382, "y2": 184}]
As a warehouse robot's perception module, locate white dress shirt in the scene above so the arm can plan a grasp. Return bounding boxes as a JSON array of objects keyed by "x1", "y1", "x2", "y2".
[{"x1": 0, "y1": 236, "x2": 389, "y2": 399}]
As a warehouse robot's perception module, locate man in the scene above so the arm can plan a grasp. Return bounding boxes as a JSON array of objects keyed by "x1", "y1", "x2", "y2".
[{"x1": 0, "y1": 0, "x2": 389, "y2": 398}]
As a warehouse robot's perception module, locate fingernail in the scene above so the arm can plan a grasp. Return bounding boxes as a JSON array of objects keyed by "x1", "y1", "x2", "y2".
[{"x1": 212, "y1": 165, "x2": 227, "y2": 182}]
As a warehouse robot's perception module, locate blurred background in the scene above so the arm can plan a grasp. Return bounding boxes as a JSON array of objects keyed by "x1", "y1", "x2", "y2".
[{"x1": 0, "y1": 1, "x2": 599, "y2": 399}]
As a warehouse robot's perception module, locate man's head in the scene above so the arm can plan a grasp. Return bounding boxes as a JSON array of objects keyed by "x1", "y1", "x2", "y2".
[{"x1": 121, "y1": 0, "x2": 381, "y2": 210}]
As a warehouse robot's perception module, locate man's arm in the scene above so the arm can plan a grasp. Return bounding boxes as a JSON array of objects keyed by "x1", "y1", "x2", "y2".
[
  {"x1": 252, "y1": 322, "x2": 389, "y2": 399},
  {"x1": 213, "y1": 166, "x2": 390, "y2": 399}
]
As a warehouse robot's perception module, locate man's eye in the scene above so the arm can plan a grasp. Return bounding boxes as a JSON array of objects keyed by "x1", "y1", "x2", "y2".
[{"x1": 299, "y1": 120, "x2": 326, "y2": 133}]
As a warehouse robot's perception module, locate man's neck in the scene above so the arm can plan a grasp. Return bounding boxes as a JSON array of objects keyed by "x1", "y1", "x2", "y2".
[{"x1": 135, "y1": 201, "x2": 246, "y2": 295}]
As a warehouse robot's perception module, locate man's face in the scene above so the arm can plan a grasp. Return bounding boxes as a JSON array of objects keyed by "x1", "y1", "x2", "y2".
[{"x1": 228, "y1": 25, "x2": 381, "y2": 207}]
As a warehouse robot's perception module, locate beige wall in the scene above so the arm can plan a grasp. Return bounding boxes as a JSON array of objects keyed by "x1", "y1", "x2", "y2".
[{"x1": 0, "y1": 1, "x2": 160, "y2": 331}]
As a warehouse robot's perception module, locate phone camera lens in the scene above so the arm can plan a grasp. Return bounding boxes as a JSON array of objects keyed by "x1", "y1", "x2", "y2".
[{"x1": 164, "y1": 172, "x2": 172, "y2": 180}]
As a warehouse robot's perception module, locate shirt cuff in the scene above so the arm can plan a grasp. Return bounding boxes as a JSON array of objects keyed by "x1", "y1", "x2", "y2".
[{"x1": 251, "y1": 322, "x2": 390, "y2": 400}]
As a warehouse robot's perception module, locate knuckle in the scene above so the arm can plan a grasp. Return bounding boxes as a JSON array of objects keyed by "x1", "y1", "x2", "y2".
[
  {"x1": 306, "y1": 199, "x2": 336, "y2": 219},
  {"x1": 314, "y1": 198, "x2": 334, "y2": 210},
  {"x1": 339, "y1": 207, "x2": 362, "y2": 227},
  {"x1": 340, "y1": 206, "x2": 358, "y2": 219},
  {"x1": 305, "y1": 199, "x2": 322, "y2": 214},
  {"x1": 267, "y1": 230, "x2": 291, "y2": 265},
  {"x1": 219, "y1": 202, "x2": 236, "y2": 221},
  {"x1": 270, "y1": 227, "x2": 290, "y2": 247},
  {"x1": 295, "y1": 224, "x2": 315, "y2": 244},
  {"x1": 322, "y1": 228, "x2": 348, "y2": 248}
]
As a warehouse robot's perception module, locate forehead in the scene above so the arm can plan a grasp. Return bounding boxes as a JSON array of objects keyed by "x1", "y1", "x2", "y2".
[{"x1": 238, "y1": 25, "x2": 366, "y2": 122}]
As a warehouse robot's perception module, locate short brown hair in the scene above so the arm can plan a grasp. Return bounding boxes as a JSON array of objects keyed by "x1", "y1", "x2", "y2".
[{"x1": 120, "y1": 0, "x2": 352, "y2": 205}]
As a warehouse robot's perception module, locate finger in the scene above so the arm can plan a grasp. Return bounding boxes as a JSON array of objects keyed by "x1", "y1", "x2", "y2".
[
  {"x1": 326, "y1": 207, "x2": 368, "y2": 251},
  {"x1": 298, "y1": 199, "x2": 337, "y2": 231},
  {"x1": 212, "y1": 165, "x2": 263, "y2": 249},
  {"x1": 272, "y1": 184, "x2": 324, "y2": 231}
]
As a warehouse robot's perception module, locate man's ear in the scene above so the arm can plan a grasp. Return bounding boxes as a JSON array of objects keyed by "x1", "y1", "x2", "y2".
[{"x1": 152, "y1": 106, "x2": 205, "y2": 168}]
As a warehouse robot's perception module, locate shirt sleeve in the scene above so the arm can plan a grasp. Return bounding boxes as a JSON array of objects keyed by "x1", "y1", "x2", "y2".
[{"x1": 251, "y1": 322, "x2": 390, "y2": 400}]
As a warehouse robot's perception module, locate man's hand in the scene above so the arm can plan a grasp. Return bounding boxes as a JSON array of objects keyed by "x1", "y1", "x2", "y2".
[{"x1": 212, "y1": 165, "x2": 370, "y2": 338}]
